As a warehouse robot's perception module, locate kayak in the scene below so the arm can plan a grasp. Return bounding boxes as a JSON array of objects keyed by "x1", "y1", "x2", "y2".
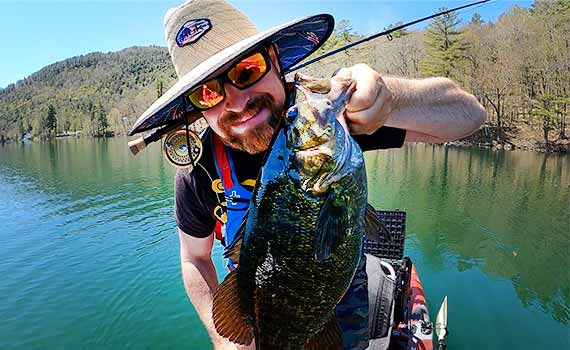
[{"x1": 365, "y1": 211, "x2": 437, "y2": 350}]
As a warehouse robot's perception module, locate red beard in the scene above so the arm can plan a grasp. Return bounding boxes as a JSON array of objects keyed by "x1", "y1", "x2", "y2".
[{"x1": 217, "y1": 93, "x2": 283, "y2": 154}]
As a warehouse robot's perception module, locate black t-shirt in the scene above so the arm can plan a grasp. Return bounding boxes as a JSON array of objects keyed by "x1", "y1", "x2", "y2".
[{"x1": 175, "y1": 126, "x2": 405, "y2": 238}]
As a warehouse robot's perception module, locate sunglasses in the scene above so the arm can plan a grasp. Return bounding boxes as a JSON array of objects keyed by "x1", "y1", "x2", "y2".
[{"x1": 186, "y1": 49, "x2": 272, "y2": 111}]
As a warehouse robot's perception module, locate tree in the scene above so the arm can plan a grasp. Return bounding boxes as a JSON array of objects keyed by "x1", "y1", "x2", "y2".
[
  {"x1": 420, "y1": 7, "x2": 467, "y2": 81},
  {"x1": 530, "y1": 0, "x2": 570, "y2": 140},
  {"x1": 384, "y1": 21, "x2": 409, "y2": 39},
  {"x1": 370, "y1": 31, "x2": 424, "y2": 78},
  {"x1": 470, "y1": 13, "x2": 484, "y2": 25},
  {"x1": 46, "y1": 104, "x2": 57, "y2": 134},
  {"x1": 156, "y1": 79, "x2": 164, "y2": 98},
  {"x1": 98, "y1": 109, "x2": 109, "y2": 135},
  {"x1": 92, "y1": 103, "x2": 109, "y2": 136},
  {"x1": 306, "y1": 19, "x2": 365, "y2": 77},
  {"x1": 531, "y1": 94, "x2": 560, "y2": 143}
]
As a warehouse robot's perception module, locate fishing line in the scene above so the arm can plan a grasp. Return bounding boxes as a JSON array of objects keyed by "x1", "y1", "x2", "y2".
[
  {"x1": 440, "y1": 0, "x2": 498, "y2": 20},
  {"x1": 389, "y1": 0, "x2": 497, "y2": 33}
]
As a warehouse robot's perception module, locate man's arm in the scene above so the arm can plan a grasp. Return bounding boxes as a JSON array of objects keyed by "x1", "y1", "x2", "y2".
[
  {"x1": 382, "y1": 76, "x2": 486, "y2": 143},
  {"x1": 178, "y1": 229, "x2": 252, "y2": 350},
  {"x1": 334, "y1": 64, "x2": 487, "y2": 143}
]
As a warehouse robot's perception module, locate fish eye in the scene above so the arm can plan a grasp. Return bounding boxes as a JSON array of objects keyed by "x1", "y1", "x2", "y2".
[{"x1": 286, "y1": 106, "x2": 299, "y2": 124}]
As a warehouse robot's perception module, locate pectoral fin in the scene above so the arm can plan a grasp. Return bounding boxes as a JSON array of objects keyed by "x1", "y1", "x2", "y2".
[
  {"x1": 314, "y1": 192, "x2": 349, "y2": 263},
  {"x1": 364, "y1": 204, "x2": 392, "y2": 242},
  {"x1": 212, "y1": 271, "x2": 254, "y2": 345}
]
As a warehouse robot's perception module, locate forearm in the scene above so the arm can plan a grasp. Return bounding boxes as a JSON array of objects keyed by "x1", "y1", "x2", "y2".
[
  {"x1": 181, "y1": 257, "x2": 229, "y2": 348},
  {"x1": 383, "y1": 77, "x2": 486, "y2": 142}
]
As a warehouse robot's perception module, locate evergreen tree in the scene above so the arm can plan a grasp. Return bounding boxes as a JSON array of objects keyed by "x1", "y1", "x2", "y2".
[
  {"x1": 335, "y1": 19, "x2": 354, "y2": 43},
  {"x1": 92, "y1": 103, "x2": 109, "y2": 135},
  {"x1": 98, "y1": 109, "x2": 109, "y2": 135},
  {"x1": 46, "y1": 104, "x2": 57, "y2": 134},
  {"x1": 156, "y1": 79, "x2": 164, "y2": 98},
  {"x1": 384, "y1": 21, "x2": 409, "y2": 39},
  {"x1": 420, "y1": 7, "x2": 467, "y2": 80},
  {"x1": 470, "y1": 13, "x2": 484, "y2": 25},
  {"x1": 531, "y1": 94, "x2": 559, "y2": 143}
]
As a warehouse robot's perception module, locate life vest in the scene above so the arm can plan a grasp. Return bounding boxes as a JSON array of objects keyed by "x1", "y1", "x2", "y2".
[{"x1": 211, "y1": 132, "x2": 253, "y2": 271}]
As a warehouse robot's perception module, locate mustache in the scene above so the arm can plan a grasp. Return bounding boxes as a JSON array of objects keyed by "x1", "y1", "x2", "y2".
[{"x1": 218, "y1": 94, "x2": 277, "y2": 126}]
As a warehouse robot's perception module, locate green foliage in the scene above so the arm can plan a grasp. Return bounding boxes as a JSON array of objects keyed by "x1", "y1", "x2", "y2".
[
  {"x1": 156, "y1": 80, "x2": 164, "y2": 98},
  {"x1": 46, "y1": 104, "x2": 57, "y2": 133},
  {"x1": 531, "y1": 95, "x2": 569, "y2": 142},
  {"x1": 305, "y1": 19, "x2": 365, "y2": 77},
  {"x1": 314, "y1": 19, "x2": 362, "y2": 55},
  {"x1": 470, "y1": 13, "x2": 484, "y2": 25},
  {"x1": 531, "y1": 0, "x2": 570, "y2": 16},
  {"x1": 384, "y1": 21, "x2": 409, "y2": 38},
  {"x1": 420, "y1": 7, "x2": 467, "y2": 80},
  {"x1": 0, "y1": 46, "x2": 176, "y2": 140}
]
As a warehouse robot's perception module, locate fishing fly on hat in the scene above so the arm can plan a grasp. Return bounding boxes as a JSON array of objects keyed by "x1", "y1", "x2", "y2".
[{"x1": 127, "y1": 0, "x2": 334, "y2": 168}]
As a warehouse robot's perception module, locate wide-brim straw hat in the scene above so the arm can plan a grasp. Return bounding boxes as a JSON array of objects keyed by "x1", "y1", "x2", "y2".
[{"x1": 128, "y1": 0, "x2": 334, "y2": 136}]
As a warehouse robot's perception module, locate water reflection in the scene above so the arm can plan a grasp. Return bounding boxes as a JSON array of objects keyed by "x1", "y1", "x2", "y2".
[
  {"x1": 0, "y1": 138, "x2": 197, "y2": 350},
  {"x1": 1, "y1": 138, "x2": 568, "y2": 350},
  {"x1": 366, "y1": 144, "x2": 570, "y2": 325}
]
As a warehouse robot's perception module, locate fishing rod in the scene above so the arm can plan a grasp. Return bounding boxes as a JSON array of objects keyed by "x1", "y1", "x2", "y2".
[{"x1": 285, "y1": 0, "x2": 492, "y2": 74}]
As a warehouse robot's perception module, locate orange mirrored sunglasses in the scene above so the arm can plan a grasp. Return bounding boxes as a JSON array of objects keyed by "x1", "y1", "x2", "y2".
[{"x1": 186, "y1": 49, "x2": 271, "y2": 110}]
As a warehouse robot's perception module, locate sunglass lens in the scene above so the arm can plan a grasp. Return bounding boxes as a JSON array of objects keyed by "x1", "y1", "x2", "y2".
[
  {"x1": 188, "y1": 80, "x2": 224, "y2": 109},
  {"x1": 227, "y1": 52, "x2": 268, "y2": 88}
]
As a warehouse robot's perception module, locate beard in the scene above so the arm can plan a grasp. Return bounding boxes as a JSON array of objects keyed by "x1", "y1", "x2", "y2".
[{"x1": 217, "y1": 93, "x2": 284, "y2": 154}]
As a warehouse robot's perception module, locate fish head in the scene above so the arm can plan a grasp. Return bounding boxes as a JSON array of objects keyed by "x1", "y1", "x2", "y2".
[{"x1": 285, "y1": 73, "x2": 357, "y2": 193}]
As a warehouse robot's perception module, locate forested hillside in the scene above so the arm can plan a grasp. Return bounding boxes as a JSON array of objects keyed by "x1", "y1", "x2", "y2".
[
  {"x1": 1, "y1": 0, "x2": 568, "y2": 152},
  {"x1": 0, "y1": 46, "x2": 176, "y2": 139}
]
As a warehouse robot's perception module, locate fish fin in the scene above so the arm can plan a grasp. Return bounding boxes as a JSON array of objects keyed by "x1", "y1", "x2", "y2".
[
  {"x1": 222, "y1": 211, "x2": 248, "y2": 261},
  {"x1": 304, "y1": 314, "x2": 342, "y2": 350},
  {"x1": 223, "y1": 237, "x2": 242, "y2": 261},
  {"x1": 364, "y1": 204, "x2": 392, "y2": 242},
  {"x1": 212, "y1": 271, "x2": 254, "y2": 345},
  {"x1": 314, "y1": 191, "x2": 348, "y2": 263}
]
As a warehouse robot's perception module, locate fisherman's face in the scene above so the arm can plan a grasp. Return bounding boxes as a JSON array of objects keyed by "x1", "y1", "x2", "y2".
[{"x1": 201, "y1": 46, "x2": 286, "y2": 154}]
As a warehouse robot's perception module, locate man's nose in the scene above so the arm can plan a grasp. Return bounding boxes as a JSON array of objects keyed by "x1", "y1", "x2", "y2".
[{"x1": 223, "y1": 84, "x2": 250, "y2": 113}]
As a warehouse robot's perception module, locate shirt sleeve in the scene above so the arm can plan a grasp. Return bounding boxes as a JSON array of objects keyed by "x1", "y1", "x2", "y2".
[
  {"x1": 353, "y1": 126, "x2": 406, "y2": 151},
  {"x1": 174, "y1": 170, "x2": 216, "y2": 238}
]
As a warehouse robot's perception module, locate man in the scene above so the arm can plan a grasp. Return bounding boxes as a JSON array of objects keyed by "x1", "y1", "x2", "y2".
[{"x1": 130, "y1": 1, "x2": 486, "y2": 349}]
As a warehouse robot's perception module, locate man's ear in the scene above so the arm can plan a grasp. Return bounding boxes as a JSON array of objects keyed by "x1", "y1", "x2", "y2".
[{"x1": 266, "y1": 43, "x2": 282, "y2": 74}]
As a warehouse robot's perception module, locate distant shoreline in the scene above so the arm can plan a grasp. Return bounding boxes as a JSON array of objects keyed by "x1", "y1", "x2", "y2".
[{"x1": 2, "y1": 129, "x2": 568, "y2": 154}]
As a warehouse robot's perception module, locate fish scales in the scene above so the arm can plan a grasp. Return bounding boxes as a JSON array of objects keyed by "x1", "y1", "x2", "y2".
[{"x1": 242, "y1": 179, "x2": 363, "y2": 349}]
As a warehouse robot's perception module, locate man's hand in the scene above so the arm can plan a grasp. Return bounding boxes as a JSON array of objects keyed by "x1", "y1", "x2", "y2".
[{"x1": 333, "y1": 63, "x2": 393, "y2": 135}]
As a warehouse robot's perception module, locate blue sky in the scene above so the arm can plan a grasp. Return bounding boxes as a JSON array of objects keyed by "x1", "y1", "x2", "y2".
[{"x1": 0, "y1": 0, "x2": 532, "y2": 89}]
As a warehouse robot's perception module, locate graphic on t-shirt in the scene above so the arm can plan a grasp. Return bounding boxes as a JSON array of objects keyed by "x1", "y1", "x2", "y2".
[{"x1": 210, "y1": 178, "x2": 256, "y2": 226}]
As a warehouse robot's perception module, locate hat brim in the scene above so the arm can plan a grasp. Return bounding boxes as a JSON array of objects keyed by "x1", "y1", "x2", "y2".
[{"x1": 128, "y1": 14, "x2": 334, "y2": 136}]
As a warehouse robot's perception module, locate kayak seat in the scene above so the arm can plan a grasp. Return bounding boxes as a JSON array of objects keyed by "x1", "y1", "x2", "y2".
[{"x1": 365, "y1": 253, "x2": 396, "y2": 350}]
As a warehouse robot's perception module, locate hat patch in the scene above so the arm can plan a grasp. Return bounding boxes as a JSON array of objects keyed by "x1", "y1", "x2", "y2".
[{"x1": 176, "y1": 18, "x2": 211, "y2": 47}]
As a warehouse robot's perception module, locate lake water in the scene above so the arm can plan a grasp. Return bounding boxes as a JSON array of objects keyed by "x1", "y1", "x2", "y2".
[{"x1": 1, "y1": 138, "x2": 568, "y2": 350}]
